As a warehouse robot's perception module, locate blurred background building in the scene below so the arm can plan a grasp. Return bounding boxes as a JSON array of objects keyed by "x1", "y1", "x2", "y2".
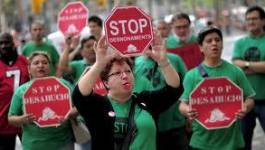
[
  {"x1": 1, "y1": 1, "x2": 265, "y2": 150},
  {"x1": 1, "y1": 0, "x2": 265, "y2": 40}
]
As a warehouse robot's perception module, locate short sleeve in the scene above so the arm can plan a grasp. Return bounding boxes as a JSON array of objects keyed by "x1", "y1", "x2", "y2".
[
  {"x1": 8, "y1": 88, "x2": 23, "y2": 116},
  {"x1": 179, "y1": 71, "x2": 196, "y2": 102},
  {"x1": 232, "y1": 39, "x2": 243, "y2": 60}
]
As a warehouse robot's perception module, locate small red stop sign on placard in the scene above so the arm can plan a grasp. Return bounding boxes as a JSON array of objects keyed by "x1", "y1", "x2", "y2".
[
  {"x1": 104, "y1": 6, "x2": 153, "y2": 57},
  {"x1": 93, "y1": 78, "x2": 107, "y2": 96},
  {"x1": 82, "y1": 67, "x2": 107, "y2": 96},
  {"x1": 58, "y1": 1, "x2": 89, "y2": 36},
  {"x1": 190, "y1": 77, "x2": 243, "y2": 129},
  {"x1": 23, "y1": 77, "x2": 72, "y2": 127}
]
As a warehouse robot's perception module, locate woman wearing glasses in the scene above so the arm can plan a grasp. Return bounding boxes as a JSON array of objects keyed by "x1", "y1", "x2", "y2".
[{"x1": 72, "y1": 33, "x2": 183, "y2": 150}]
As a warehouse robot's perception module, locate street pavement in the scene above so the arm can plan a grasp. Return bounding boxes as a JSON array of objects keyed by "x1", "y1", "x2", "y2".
[{"x1": 15, "y1": 30, "x2": 265, "y2": 150}]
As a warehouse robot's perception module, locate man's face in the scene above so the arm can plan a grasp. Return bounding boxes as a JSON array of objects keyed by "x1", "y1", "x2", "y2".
[
  {"x1": 81, "y1": 39, "x2": 96, "y2": 63},
  {"x1": 172, "y1": 18, "x2": 190, "y2": 43},
  {"x1": 31, "y1": 23, "x2": 44, "y2": 42},
  {"x1": 88, "y1": 22, "x2": 102, "y2": 38},
  {"x1": 246, "y1": 10, "x2": 265, "y2": 34},
  {"x1": 157, "y1": 22, "x2": 171, "y2": 38},
  {"x1": 0, "y1": 34, "x2": 15, "y2": 58}
]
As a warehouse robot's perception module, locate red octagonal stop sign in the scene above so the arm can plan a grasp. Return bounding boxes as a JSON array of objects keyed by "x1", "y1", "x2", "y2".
[
  {"x1": 105, "y1": 6, "x2": 153, "y2": 57},
  {"x1": 58, "y1": 1, "x2": 89, "y2": 36},
  {"x1": 190, "y1": 77, "x2": 243, "y2": 129},
  {"x1": 23, "y1": 77, "x2": 72, "y2": 127}
]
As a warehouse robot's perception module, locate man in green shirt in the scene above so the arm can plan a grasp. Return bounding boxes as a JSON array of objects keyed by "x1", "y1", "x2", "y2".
[
  {"x1": 167, "y1": 13, "x2": 197, "y2": 49},
  {"x1": 59, "y1": 35, "x2": 97, "y2": 84},
  {"x1": 166, "y1": 13, "x2": 203, "y2": 70},
  {"x1": 134, "y1": 52, "x2": 188, "y2": 150},
  {"x1": 232, "y1": 6, "x2": 265, "y2": 150},
  {"x1": 88, "y1": 16, "x2": 103, "y2": 41},
  {"x1": 156, "y1": 20, "x2": 171, "y2": 41},
  {"x1": 22, "y1": 20, "x2": 59, "y2": 76}
]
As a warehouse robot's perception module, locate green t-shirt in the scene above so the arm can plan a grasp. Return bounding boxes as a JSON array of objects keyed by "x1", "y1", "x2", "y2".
[
  {"x1": 180, "y1": 60, "x2": 255, "y2": 150},
  {"x1": 232, "y1": 34, "x2": 265, "y2": 100},
  {"x1": 133, "y1": 73, "x2": 152, "y2": 93},
  {"x1": 134, "y1": 53, "x2": 187, "y2": 131},
  {"x1": 166, "y1": 33, "x2": 197, "y2": 49},
  {"x1": 69, "y1": 60, "x2": 91, "y2": 84},
  {"x1": 8, "y1": 78, "x2": 74, "y2": 150},
  {"x1": 22, "y1": 41, "x2": 60, "y2": 76},
  {"x1": 109, "y1": 98, "x2": 156, "y2": 150}
]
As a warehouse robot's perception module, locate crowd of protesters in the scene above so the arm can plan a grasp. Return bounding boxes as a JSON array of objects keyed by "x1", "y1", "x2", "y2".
[{"x1": 0, "y1": 4, "x2": 265, "y2": 150}]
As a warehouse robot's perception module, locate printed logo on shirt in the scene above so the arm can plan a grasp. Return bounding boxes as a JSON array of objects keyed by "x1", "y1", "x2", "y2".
[
  {"x1": 142, "y1": 68, "x2": 162, "y2": 89},
  {"x1": 244, "y1": 46, "x2": 260, "y2": 61},
  {"x1": 114, "y1": 117, "x2": 128, "y2": 143}
]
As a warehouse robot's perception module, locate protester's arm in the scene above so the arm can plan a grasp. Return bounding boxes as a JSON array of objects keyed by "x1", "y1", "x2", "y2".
[
  {"x1": 78, "y1": 36, "x2": 115, "y2": 96},
  {"x1": 244, "y1": 98, "x2": 255, "y2": 113},
  {"x1": 159, "y1": 58, "x2": 180, "y2": 87},
  {"x1": 69, "y1": 47, "x2": 80, "y2": 61},
  {"x1": 58, "y1": 35, "x2": 74, "y2": 74},
  {"x1": 235, "y1": 97, "x2": 254, "y2": 119},
  {"x1": 245, "y1": 61, "x2": 265, "y2": 73},
  {"x1": 8, "y1": 114, "x2": 36, "y2": 127},
  {"x1": 233, "y1": 59, "x2": 247, "y2": 69},
  {"x1": 68, "y1": 36, "x2": 80, "y2": 60},
  {"x1": 8, "y1": 88, "x2": 36, "y2": 126},
  {"x1": 233, "y1": 59, "x2": 265, "y2": 73},
  {"x1": 145, "y1": 33, "x2": 180, "y2": 88}
]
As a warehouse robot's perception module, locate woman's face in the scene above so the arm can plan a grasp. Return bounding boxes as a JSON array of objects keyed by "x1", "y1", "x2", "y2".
[
  {"x1": 105, "y1": 61, "x2": 134, "y2": 97},
  {"x1": 29, "y1": 54, "x2": 50, "y2": 78},
  {"x1": 200, "y1": 32, "x2": 223, "y2": 59}
]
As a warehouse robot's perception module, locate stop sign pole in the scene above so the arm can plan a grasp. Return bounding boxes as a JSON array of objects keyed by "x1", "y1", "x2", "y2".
[
  {"x1": 58, "y1": 1, "x2": 89, "y2": 36},
  {"x1": 190, "y1": 77, "x2": 243, "y2": 130},
  {"x1": 104, "y1": 6, "x2": 153, "y2": 57}
]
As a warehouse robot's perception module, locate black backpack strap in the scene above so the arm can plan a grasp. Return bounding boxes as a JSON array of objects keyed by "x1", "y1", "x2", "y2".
[
  {"x1": 197, "y1": 64, "x2": 208, "y2": 78},
  {"x1": 121, "y1": 95, "x2": 138, "y2": 150}
]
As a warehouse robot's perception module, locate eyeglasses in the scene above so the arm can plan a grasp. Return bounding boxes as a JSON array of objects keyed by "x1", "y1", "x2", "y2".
[{"x1": 108, "y1": 70, "x2": 132, "y2": 78}]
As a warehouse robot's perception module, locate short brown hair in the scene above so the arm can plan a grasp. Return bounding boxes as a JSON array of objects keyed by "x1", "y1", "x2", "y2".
[
  {"x1": 28, "y1": 51, "x2": 51, "y2": 65},
  {"x1": 100, "y1": 57, "x2": 133, "y2": 82},
  {"x1": 197, "y1": 26, "x2": 222, "y2": 45},
  {"x1": 172, "y1": 12, "x2": 191, "y2": 24}
]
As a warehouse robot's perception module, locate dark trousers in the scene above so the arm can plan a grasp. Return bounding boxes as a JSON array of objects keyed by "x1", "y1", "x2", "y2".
[
  {"x1": 241, "y1": 101, "x2": 265, "y2": 150},
  {"x1": 157, "y1": 126, "x2": 189, "y2": 150},
  {"x1": 0, "y1": 134, "x2": 16, "y2": 150}
]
